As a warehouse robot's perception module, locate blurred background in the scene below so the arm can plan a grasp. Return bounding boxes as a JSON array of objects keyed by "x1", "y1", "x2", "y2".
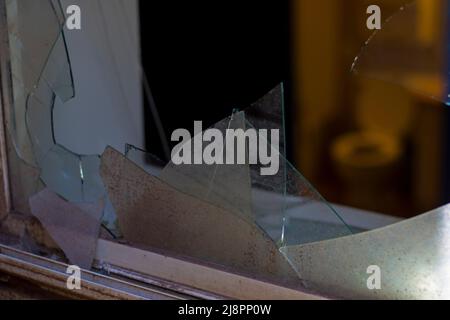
[{"x1": 141, "y1": 0, "x2": 450, "y2": 219}]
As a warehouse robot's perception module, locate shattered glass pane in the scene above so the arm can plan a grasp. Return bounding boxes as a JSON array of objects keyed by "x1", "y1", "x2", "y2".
[
  {"x1": 0, "y1": 0, "x2": 449, "y2": 300},
  {"x1": 158, "y1": 85, "x2": 353, "y2": 246},
  {"x1": 243, "y1": 85, "x2": 288, "y2": 238},
  {"x1": 5, "y1": 0, "x2": 74, "y2": 166},
  {"x1": 352, "y1": 0, "x2": 450, "y2": 105},
  {"x1": 3, "y1": 0, "x2": 353, "y2": 289},
  {"x1": 242, "y1": 87, "x2": 353, "y2": 282},
  {"x1": 250, "y1": 136, "x2": 353, "y2": 248},
  {"x1": 5, "y1": 0, "x2": 109, "y2": 207},
  {"x1": 101, "y1": 147, "x2": 302, "y2": 287},
  {"x1": 158, "y1": 85, "x2": 353, "y2": 277},
  {"x1": 280, "y1": 162, "x2": 353, "y2": 245},
  {"x1": 3, "y1": 0, "x2": 116, "y2": 263},
  {"x1": 99, "y1": 84, "x2": 353, "y2": 288}
]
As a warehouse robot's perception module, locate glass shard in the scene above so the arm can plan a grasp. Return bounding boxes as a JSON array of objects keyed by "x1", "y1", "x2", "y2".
[
  {"x1": 155, "y1": 85, "x2": 352, "y2": 286},
  {"x1": 158, "y1": 85, "x2": 352, "y2": 247},
  {"x1": 247, "y1": 86, "x2": 352, "y2": 245},
  {"x1": 29, "y1": 188, "x2": 103, "y2": 269},
  {"x1": 100, "y1": 147, "x2": 301, "y2": 287},
  {"x1": 281, "y1": 204, "x2": 450, "y2": 299}
]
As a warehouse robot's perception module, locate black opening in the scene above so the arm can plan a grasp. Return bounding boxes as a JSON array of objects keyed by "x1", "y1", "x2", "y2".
[{"x1": 139, "y1": 0, "x2": 291, "y2": 161}]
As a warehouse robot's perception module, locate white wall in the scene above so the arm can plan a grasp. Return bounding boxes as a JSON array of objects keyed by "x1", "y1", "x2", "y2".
[{"x1": 54, "y1": 0, "x2": 144, "y2": 156}]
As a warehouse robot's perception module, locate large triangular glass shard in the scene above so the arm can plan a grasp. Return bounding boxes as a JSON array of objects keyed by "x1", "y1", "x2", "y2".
[
  {"x1": 351, "y1": 0, "x2": 450, "y2": 105},
  {"x1": 280, "y1": 161, "x2": 353, "y2": 246},
  {"x1": 242, "y1": 86, "x2": 354, "y2": 283},
  {"x1": 243, "y1": 95, "x2": 352, "y2": 247},
  {"x1": 160, "y1": 111, "x2": 253, "y2": 221},
  {"x1": 159, "y1": 84, "x2": 352, "y2": 247},
  {"x1": 249, "y1": 139, "x2": 353, "y2": 248}
]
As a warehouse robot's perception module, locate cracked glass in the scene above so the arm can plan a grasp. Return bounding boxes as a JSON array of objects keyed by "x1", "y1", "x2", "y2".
[
  {"x1": 4, "y1": 0, "x2": 113, "y2": 267},
  {"x1": 0, "y1": 0, "x2": 448, "y2": 300},
  {"x1": 352, "y1": 0, "x2": 450, "y2": 105}
]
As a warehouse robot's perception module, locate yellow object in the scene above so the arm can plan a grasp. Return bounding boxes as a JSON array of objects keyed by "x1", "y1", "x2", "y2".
[{"x1": 331, "y1": 131, "x2": 401, "y2": 170}]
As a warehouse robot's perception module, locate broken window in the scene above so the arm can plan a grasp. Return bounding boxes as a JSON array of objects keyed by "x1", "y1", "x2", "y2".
[{"x1": 0, "y1": 0, "x2": 449, "y2": 300}]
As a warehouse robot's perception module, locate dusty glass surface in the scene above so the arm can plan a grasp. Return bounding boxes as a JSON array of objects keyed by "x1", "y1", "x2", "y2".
[{"x1": 281, "y1": 204, "x2": 450, "y2": 299}]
